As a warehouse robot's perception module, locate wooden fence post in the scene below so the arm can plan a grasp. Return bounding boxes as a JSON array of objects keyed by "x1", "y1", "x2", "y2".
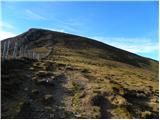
[
  {"x1": 2, "y1": 41, "x2": 6, "y2": 60},
  {"x1": 5, "y1": 40, "x2": 10, "y2": 59}
]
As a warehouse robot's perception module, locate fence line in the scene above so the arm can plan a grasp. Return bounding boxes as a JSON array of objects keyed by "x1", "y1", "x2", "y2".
[{"x1": 1, "y1": 39, "x2": 52, "y2": 61}]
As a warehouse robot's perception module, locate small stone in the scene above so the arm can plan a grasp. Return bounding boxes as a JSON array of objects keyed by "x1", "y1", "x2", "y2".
[
  {"x1": 152, "y1": 103, "x2": 158, "y2": 112},
  {"x1": 44, "y1": 94, "x2": 53, "y2": 100},
  {"x1": 137, "y1": 93, "x2": 146, "y2": 98},
  {"x1": 46, "y1": 78, "x2": 54, "y2": 85},
  {"x1": 150, "y1": 97, "x2": 158, "y2": 103},
  {"x1": 42, "y1": 94, "x2": 53, "y2": 104},
  {"x1": 36, "y1": 78, "x2": 54, "y2": 86},
  {"x1": 141, "y1": 111, "x2": 152, "y2": 118},
  {"x1": 45, "y1": 106, "x2": 53, "y2": 112},
  {"x1": 36, "y1": 79, "x2": 46, "y2": 84},
  {"x1": 31, "y1": 89, "x2": 39, "y2": 95},
  {"x1": 32, "y1": 76, "x2": 37, "y2": 81},
  {"x1": 81, "y1": 69, "x2": 90, "y2": 73},
  {"x1": 30, "y1": 89, "x2": 39, "y2": 99},
  {"x1": 111, "y1": 95, "x2": 127, "y2": 106},
  {"x1": 29, "y1": 67, "x2": 34, "y2": 70},
  {"x1": 36, "y1": 71, "x2": 53, "y2": 78},
  {"x1": 75, "y1": 114, "x2": 82, "y2": 118},
  {"x1": 14, "y1": 100, "x2": 32, "y2": 118},
  {"x1": 24, "y1": 87, "x2": 28, "y2": 91},
  {"x1": 50, "y1": 113, "x2": 55, "y2": 118},
  {"x1": 46, "y1": 63, "x2": 55, "y2": 71},
  {"x1": 59, "y1": 112, "x2": 66, "y2": 118}
]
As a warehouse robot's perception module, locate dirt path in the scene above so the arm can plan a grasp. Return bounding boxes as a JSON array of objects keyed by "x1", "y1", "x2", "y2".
[{"x1": 28, "y1": 60, "x2": 73, "y2": 118}]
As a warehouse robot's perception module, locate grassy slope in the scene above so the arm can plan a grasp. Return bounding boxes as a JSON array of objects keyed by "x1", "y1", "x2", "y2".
[{"x1": 1, "y1": 28, "x2": 159, "y2": 119}]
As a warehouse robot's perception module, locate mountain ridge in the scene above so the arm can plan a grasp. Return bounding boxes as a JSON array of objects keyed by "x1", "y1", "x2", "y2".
[
  {"x1": 3, "y1": 28, "x2": 158, "y2": 62},
  {"x1": 2, "y1": 28, "x2": 158, "y2": 70},
  {"x1": 1, "y1": 28, "x2": 159, "y2": 119}
]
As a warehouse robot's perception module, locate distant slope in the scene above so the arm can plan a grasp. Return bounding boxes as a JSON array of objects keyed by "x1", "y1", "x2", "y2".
[{"x1": 2, "y1": 28, "x2": 158, "y2": 71}]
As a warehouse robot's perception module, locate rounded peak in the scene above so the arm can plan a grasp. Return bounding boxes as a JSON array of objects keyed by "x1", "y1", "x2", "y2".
[
  {"x1": 24, "y1": 28, "x2": 51, "y2": 36},
  {"x1": 27, "y1": 28, "x2": 58, "y2": 32},
  {"x1": 27, "y1": 28, "x2": 45, "y2": 32}
]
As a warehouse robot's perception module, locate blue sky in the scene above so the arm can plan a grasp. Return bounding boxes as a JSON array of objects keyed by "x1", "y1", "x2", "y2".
[{"x1": 0, "y1": 1, "x2": 159, "y2": 60}]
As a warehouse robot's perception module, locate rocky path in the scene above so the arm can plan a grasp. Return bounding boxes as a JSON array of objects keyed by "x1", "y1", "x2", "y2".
[
  {"x1": 27, "y1": 60, "x2": 72, "y2": 118},
  {"x1": 2, "y1": 58, "x2": 158, "y2": 119}
]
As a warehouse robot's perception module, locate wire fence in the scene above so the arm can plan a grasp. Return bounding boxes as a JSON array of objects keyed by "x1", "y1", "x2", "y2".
[{"x1": 1, "y1": 39, "x2": 52, "y2": 61}]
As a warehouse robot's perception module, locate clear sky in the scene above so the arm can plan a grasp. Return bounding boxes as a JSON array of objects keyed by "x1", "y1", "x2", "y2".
[{"x1": 0, "y1": 1, "x2": 159, "y2": 60}]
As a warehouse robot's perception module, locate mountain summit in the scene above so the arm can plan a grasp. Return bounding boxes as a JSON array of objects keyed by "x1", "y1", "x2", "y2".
[{"x1": 1, "y1": 28, "x2": 159, "y2": 119}]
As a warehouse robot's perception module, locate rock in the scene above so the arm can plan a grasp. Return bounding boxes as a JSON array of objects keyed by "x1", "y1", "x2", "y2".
[
  {"x1": 149, "y1": 102, "x2": 158, "y2": 112},
  {"x1": 46, "y1": 78, "x2": 54, "y2": 85},
  {"x1": 75, "y1": 114, "x2": 82, "y2": 118},
  {"x1": 81, "y1": 69, "x2": 90, "y2": 73},
  {"x1": 66, "y1": 66, "x2": 75, "y2": 71},
  {"x1": 44, "y1": 94, "x2": 53, "y2": 100},
  {"x1": 32, "y1": 76, "x2": 37, "y2": 81},
  {"x1": 137, "y1": 93, "x2": 146, "y2": 98},
  {"x1": 110, "y1": 95, "x2": 127, "y2": 106},
  {"x1": 35, "y1": 71, "x2": 53, "y2": 78},
  {"x1": 15, "y1": 101, "x2": 32, "y2": 118},
  {"x1": 36, "y1": 78, "x2": 54, "y2": 86},
  {"x1": 53, "y1": 74, "x2": 65, "y2": 82},
  {"x1": 51, "y1": 76, "x2": 55, "y2": 79},
  {"x1": 29, "y1": 67, "x2": 34, "y2": 70},
  {"x1": 30, "y1": 89, "x2": 39, "y2": 99},
  {"x1": 49, "y1": 113, "x2": 55, "y2": 118},
  {"x1": 36, "y1": 79, "x2": 47, "y2": 84},
  {"x1": 150, "y1": 97, "x2": 158, "y2": 103},
  {"x1": 42, "y1": 94, "x2": 53, "y2": 104},
  {"x1": 31, "y1": 89, "x2": 39, "y2": 95},
  {"x1": 45, "y1": 62, "x2": 55, "y2": 71},
  {"x1": 141, "y1": 111, "x2": 152, "y2": 118},
  {"x1": 45, "y1": 106, "x2": 53, "y2": 112},
  {"x1": 24, "y1": 87, "x2": 28, "y2": 91},
  {"x1": 59, "y1": 112, "x2": 66, "y2": 118},
  {"x1": 57, "y1": 63, "x2": 66, "y2": 67}
]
